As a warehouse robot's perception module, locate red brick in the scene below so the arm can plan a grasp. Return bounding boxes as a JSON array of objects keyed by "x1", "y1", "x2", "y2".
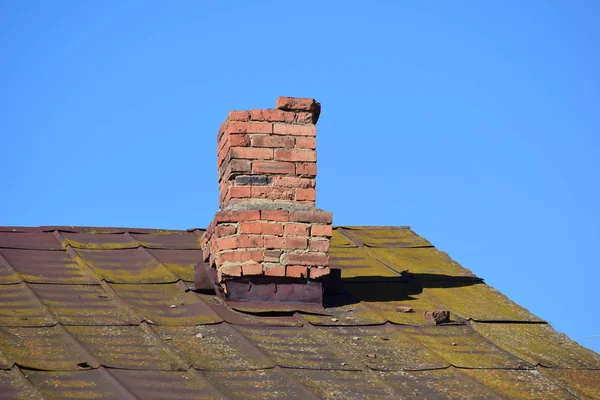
[
  {"x1": 239, "y1": 222, "x2": 283, "y2": 235},
  {"x1": 296, "y1": 163, "x2": 317, "y2": 176},
  {"x1": 284, "y1": 223, "x2": 310, "y2": 236},
  {"x1": 311, "y1": 224, "x2": 333, "y2": 237},
  {"x1": 250, "y1": 109, "x2": 295, "y2": 123},
  {"x1": 290, "y1": 210, "x2": 332, "y2": 224},
  {"x1": 308, "y1": 239, "x2": 330, "y2": 252},
  {"x1": 274, "y1": 149, "x2": 316, "y2": 162},
  {"x1": 226, "y1": 121, "x2": 272, "y2": 134},
  {"x1": 251, "y1": 186, "x2": 294, "y2": 201},
  {"x1": 276, "y1": 96, "x2": 317, "y2": 112},
  {"x1": 227, "y1": 110, "x2": 250, "y2": 121},
  {"x1": 216, "y1": 236, "x2": 238, "y2": 251},
  {"x1": 237, "y1": 235, "x2": 264, "y2": 248},
  {"x1": 309, "y1": 267, "x2": 330, "y2": 279},
  {"x1": 251, "y1": 135, "x2": 295, "y2": 148},
  {"x1": 264, "y1": 265, "x2": 286, "y2": 277},
  {"x1": 215, "y1": 210, "x2": 260, "y2": 222},
  {"x1": 227, "y1": 186, "x2": 252, "y2": 199},
  {"x1": 295, "y1": 188, "x2": 316, "y2": 201},
  {"x1": 242, "y1": 263, "x2": 263, "y2": 276},
  {"x1": 285, "y1": 237, "x2": 308, "y2": 250},
  {"x1": 252, "y1": 161, "x2": 295, "y2": 175},
  {"x1": 295, "y1": 137, "x2": 316, "y2": 149},
  {"x1": 219, "y1": 265, "x2": 242, "y2": 277},
  {"x1": 220, "y1": 159, "x2": 252, "y2": 180},
  {"x1": 264, "y1": 236, "x2": 285, "y2": 249},
  {"x1": 215, "y1": 225, "x2": 237, "y2": 237},
  {"x1": 286, "y1": 253, "x2": 329, "y2": 266},
  {"x1": 272, "y1": 176, "x2": 315, "y2": 188},
  {"x1": 219, "y1": 250, "x2": 264, "y2": 264},
  {"x1": 294, "y1": 112, "x2": 313, "y2": 124},
  {"x1": 228, "y1": 134, "x2": 250, "y2": 147},
  {"x1": 286, "y1": 265, "x2": 308, "y2": 278},
  {"x1": 273, "y1": 123, "x2": 316, "y2": 136},
  {"x1": 230, "y1": 147, "x2": 273, "y2": 160},
  {"x1": 264, "y1": 250, "x2": 282, "y2": 263},
  {"x1": 260, "y1": 209, "x2": 290, "y2": 222}
]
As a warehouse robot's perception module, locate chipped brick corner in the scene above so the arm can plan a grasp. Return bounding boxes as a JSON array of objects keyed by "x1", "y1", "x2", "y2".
[{"x1": 199, "y1": 97, "x2": 331, "y2": 304}]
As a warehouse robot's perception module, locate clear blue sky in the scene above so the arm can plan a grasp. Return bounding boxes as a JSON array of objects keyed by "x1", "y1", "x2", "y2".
[{"x1": 1, "y1": 1, "x2": 599, "y2": 353}]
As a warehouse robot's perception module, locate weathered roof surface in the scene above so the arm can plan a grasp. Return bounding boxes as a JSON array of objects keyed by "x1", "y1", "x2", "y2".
[{"x1": 0, "y1": 225, "x2": 598, "y2": 399}]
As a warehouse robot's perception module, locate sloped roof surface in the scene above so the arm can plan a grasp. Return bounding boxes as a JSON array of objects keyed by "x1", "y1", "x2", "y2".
[{"x1": 0, "y1": 225, "x2": 599, "y2": 400}]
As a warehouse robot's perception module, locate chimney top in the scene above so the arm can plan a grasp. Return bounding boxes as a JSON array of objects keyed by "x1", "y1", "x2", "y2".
[{"x1": 198, "y1": 97, "x2": 332, "y2": 305}]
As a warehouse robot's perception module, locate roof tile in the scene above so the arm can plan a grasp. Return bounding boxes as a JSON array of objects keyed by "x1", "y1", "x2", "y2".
[
  {"x1": 25, "y1": 368, "x2": 136, "y2": 400},
  {"x1": 28, "y1": 283, "x2": 135, "y2": 325},
  {"x1": 472, "y1": 322, "x2": 600, "y2": 368},
  {"x1": 153, "y1": 324, "x2": 275, "y2": 371},
  {"x1": 65, "y1": 325, "x2": 186, "y2": 370},
  {"x1": 0, "y1": 249, "x2": 97, "y2": 284},
  {"x1": 402, "y1": 325, "x2": 529, "y2": 368},
  {"x1": 205, "y1": 369, "x2": 318, "y2": 399},
  {"x1": 108, "y1": 282, "x2": 222, "y2": 325},
  {"x1": 461, "y1": 369, "x2": 578, "y2": 399},
  {"x1": 0, "y1": 283, "x2": 56, "y2": 326},
  {"x1": 0, "y1": 326, "x2": 99, "y2": 370},
  {"x1": 340, "y1": 226, "x2": 432, "y2": 248},
  {"x1": 75, "y1": 248, "x2": 177, "y2": 283}
]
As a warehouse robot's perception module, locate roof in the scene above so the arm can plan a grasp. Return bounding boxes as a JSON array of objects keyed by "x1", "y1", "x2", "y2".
[{"x1": 0, "y1": 225, "x2": 599, "y2": 400}]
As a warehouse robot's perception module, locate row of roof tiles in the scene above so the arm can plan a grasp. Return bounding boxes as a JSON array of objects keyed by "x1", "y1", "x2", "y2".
[{"x1": 4, "y1": 365, "x2": 599, "y2": 400}]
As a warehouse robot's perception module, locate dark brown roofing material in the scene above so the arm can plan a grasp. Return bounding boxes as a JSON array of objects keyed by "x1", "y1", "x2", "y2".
[{"x1": 0, "y1": 226, "x2": 599, "y2": 399}]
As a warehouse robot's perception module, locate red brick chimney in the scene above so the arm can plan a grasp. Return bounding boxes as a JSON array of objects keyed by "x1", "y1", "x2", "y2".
[{"x1": 197, "y1": 97, "x2": 332, "y2": 304}]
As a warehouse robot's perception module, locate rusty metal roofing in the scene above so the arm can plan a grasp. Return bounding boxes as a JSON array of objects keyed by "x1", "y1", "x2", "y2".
[{"x1": 0, "y1": 226, "x2": 598, "y2": 399}]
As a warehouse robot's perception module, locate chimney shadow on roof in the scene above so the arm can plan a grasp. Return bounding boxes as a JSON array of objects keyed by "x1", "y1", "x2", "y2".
[{"x1": 324, "y1": 272, "x2": 483, "y2": 306}]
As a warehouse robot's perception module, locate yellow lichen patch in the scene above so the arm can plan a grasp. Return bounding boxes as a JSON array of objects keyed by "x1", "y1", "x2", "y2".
[
  {"x1": 0, "y1": 283, "x2": 56, "y2": 326},
  {"x1": 427, "y1": 283, "x2": 543, "y2": 322},
  {"x1": 61, "y1": 232, "x2": 138, "y2": 250},
  {"x1": 330, "y1": 230, "x2": 357, "y2": 248},
  {"x1": 75, "y1": 248, "x2": 178, "y2": 283},
  {"x1": 461, "y1": 369, "x2": 576, "y2": 400},
  {"x1": 368, "y1": 247, "x2": 478, "y2": 277},
  {"x1": 541, "y1": 369, "x2": 600, "y2": 399},
  {"x1": 233, "y1": 325, "x2": 355, "y2": 370},
  {"x1": 472, "y1": 322, "x2": 600, "y2": 369},
  {"x1": 205, "y1": 369, "x2": 310, "y2": 400},
  {"x1": 329, "y1": 247, "x2": 399, "y2": 280},
  {"x1": 65, "y1": 326, "x2": 185, "y2": 370},
  {"x1": 343, "y1": 226, "x2": 432, "y2": 248},
  {"x1": 0, "y1": 326, "x2": 99, "y2": 371},
  {"x1": 288, "y1": 369, "x2": 397, "y2": 399},
  {"x1": 153, "y1": 325, "x2": 275, "y2": 371},
  {"x1": 109, "y1": 283, "x2": 222, "y2": 325},
  {"x1": 401, "y1": 325, "x2": 528, "y2": 368},
  {"x1": 344, "y1": 281, "x2": 448, "y2": 325},
  {"x1": 323, "y1": 325, "x2": 448, "y2": 371}
]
